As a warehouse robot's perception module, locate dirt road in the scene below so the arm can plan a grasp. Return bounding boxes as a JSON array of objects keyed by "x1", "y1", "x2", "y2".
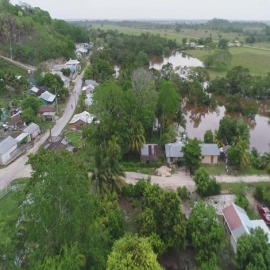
[{"x1": 125, "y1": 171, "x2": 270, "y2": 190}]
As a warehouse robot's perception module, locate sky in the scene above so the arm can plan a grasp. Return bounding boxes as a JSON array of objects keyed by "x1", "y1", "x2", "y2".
[{"x1": 10, "y1": 0, "x2": 270, "y2": 21}]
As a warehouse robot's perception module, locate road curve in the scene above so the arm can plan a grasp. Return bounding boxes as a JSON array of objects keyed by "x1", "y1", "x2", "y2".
[{"x1": 0, "y1": 73, "x2": 83, "y2": 189}]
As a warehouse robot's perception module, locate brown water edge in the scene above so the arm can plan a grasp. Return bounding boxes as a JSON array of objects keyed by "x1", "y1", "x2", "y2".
[
  {"x1": 149, "y1": 51, "x2": 203, "y2": 69},
  {"x1": 180, "y1": 101, "x2": 270, "y2": 154}
]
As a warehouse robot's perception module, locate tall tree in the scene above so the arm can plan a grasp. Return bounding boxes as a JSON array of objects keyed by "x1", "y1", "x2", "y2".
[
  {"x1": 129, "y1": 120, "x2": 146, "y2": 154},
  {"x1": 260, "y1": 152, "x2": 270, "y2": 176},
  {"x1": 182, "y1": 138, "x2": 202, "y2": 174},
  {"x1": 236, "y1": 228, "x2": 270, "y2": 270},
  {"x1": 188, "y1": 201, "x2": 223, "y2": 267},
  {"x1": 107, "y1": 234, "x2": 162, "y2": 270}
]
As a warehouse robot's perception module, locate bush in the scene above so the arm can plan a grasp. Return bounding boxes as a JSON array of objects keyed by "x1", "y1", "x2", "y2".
[
  {"x1": 121, "y1": 178, "x2": 151, "y2": 199},
  {"x1": 235, "y1": 196, "x2": 249, "y2": 210},
  {"x1": 177, "y1": 186, "x2": 190, "y2": 200}
]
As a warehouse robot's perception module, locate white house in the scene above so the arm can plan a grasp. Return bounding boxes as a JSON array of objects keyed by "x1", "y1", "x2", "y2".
[
  {"x1": 222, "y1": 203, "x2": 270, "y2": 253},
  {"x1": 0, "y1": 136, "x2": 18, "y2": 165},
  {"x1": 23, "y1": 123, "x2": 41, "y2": 140},
  {"x1": 69, "y1": 111, "x2": 93, "y2": 130},
  {"x1": 82, "y1": 80, "x2": 99, "y2": 94}
]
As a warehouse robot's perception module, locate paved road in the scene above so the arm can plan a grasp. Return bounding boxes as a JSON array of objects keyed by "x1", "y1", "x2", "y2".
[
  {"x1": 0, "y1": 73, "x2": 83, "y2": 189},
  {"x1": 0, "y1": 55, "x2": 36, "y2": 71},
  {"x1": 125, "y1": 171, "x2": 270, "y2": 191}
]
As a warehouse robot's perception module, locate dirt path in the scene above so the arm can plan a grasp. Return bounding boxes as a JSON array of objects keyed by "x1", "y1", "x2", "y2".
[
  {"x1": 0, "y1": 54, "x2": 36, "y2": 71},
  {"x1": 125, "y1": 172, "x2": 270, "y2": 190}
]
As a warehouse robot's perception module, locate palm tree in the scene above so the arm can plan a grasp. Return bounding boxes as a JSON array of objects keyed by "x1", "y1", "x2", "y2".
[
  {"x1": 174, "y1": 109, "x2": 186, "y2": 129},
  {"x1": 129, "y1": 120, "x2": 146, "y2": 153},
  {"x1": 260, "y1": 151, "x2": 270, "y2": 176},
  {"x1": 90, "y1": 152, "x2": 109, "y2": 195},
  {"x1": 237, "y1": 140, "x2": 250, "y2": 167}
]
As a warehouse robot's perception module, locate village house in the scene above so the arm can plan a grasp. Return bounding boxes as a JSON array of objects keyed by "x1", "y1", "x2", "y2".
[
  {"x1": 39, "y1": 91, "x2": 56, "y2": 105},
  {"x1": 82, "y1": 80, "x2": 99, "y2": 94},
  {"x1": 69, "y1": 111, "x2": 93, "y2": 131},
  {"x1": 165, "y1": 142, "x2": 220, "y2": 165},
  {"x1": 8, "y1": 110, "x2": 23, "y2": 128},
  {"x1": 44, "y1": 135, "x2": 74, "y2": 153},
  {"x1": 0, "y1": 136, "x2": 18, "y2": 165},
  {"x1": 38, "y1": 107, "x2": 55, "y2": 122},
  {"x1": 76, "y1": 47, "x2": 88, "y2": 59},
  {"x1": 51, "y1": 64, "x2": 70, "y2": 73},
  {"x1": 222, "y1": 203, "x2": 270, "y2": 253},
  {"x1": 23, "y1": 123, "x2": 41, "y2": 140},
  {"x1": 65, "y1": 59, "x2": 81, "y2": 74},
  {"x1": 30, "y1": 85, "x2": 48, "y2": 97},
  {"x1": 140, "y1": 144, "x2": 158, "y2": 163}
]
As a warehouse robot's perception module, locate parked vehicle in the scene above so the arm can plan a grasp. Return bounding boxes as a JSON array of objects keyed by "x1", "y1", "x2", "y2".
[{"x1": 257, "y1": 204, "x2": 270, "y2": 225}]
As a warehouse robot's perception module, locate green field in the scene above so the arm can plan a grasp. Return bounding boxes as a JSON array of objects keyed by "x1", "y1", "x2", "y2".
[{"x1": 91, "y1": 24, "x2": 270, "y2": 78}]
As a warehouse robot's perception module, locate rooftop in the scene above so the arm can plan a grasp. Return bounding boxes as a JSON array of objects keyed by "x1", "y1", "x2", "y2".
[
  {"x1": 0, "y1": 136, "x2": 17, "y2": 155},
  {"x1": 23, "y1": 123, "x2": 40, "y2": 134},
  {"x1": 69, "y1": 111, "x2": 93, "y2": 124},
  {"x1": 39, "y1": 91, "x2": 56, "y2": 103}
]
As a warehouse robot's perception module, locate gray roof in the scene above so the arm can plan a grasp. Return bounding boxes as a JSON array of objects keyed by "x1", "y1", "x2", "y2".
[
  {"x1": 39, "y1": 91, "x2": 56, "y2": 103},
  {"x1": 23, "y1": 123, "x2": 40, "y2": 134},
  {"x1": 85, "y1": 80, "x2": 99, "y2": 87},
  {"x1": 0, "y1": 136, "x2": 17, "y2": 155},
  {"x1": 165, "y1": 142, "x2": 220, "y2": 158},
  {"x1": 141, "y1": 144, "x2": 157, "y2": 155}
]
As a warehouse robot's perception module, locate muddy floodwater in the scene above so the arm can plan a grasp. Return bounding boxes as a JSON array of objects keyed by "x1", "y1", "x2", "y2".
[
  {"x1": 180, "y1": 103, "x2": 270, "y2": 154},
  {"x1": 149, "y1": 51, "x2": 203, "y2": 69}
]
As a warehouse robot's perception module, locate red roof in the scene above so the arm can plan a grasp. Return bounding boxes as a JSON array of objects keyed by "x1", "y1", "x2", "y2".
[
  {"x1": 39, "y1": 107, "x2": 55, "y2": 113},
  {"x1": 222, "y1": 204, "x2": 242, "y2": 231}
]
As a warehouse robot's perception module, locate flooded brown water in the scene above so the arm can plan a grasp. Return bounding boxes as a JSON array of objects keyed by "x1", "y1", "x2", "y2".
[
  {"x1": 149, "y1": 51, "x2": 203, "y2": 69},
  {"x1": 181, "y1": 103, "x2": 270, "y2": 154}
]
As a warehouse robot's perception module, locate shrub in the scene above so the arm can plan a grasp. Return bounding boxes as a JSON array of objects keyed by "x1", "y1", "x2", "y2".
[
  {"x1": 177, "y1": 186, "x2": 190, "y2": 200},
  {"x1": 235, "y1": 196, "x2": 249, "y2": 210}
]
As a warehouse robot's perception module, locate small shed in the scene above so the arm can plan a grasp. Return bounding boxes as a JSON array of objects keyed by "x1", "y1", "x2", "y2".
[
  {"x1": 23, "y1": 123, "x2": 41, "y2": 140},
  {"x1": 141, "y1": 144, "x2": 158, "y2": 163},
  {"x1": 0, "y1": 136, "x2": 18, "y2": 165},
  {"x1": 15, "y1": 133, "x2": 31, "y2": 145},
  {"x1": 38, "y1": 107, "x2": 55, "y2": 121}
]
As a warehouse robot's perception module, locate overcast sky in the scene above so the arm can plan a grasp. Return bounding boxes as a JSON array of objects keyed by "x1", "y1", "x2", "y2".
[{"x1": 10, "y1": 0, "x2": 270, "y2": 21}]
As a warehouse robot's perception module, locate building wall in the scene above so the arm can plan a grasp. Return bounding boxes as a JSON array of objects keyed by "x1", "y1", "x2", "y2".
[
  {"x1": 30, "y1": 128, "x2": 41, "y2": 139},
  {"x1": 0, "y1": 144, "x2": 17, "y2": 165},
  {"x1": 201, "y1": 155, "x2": 218, "y2": 165},
  {"x1": 230, "y1": 234, "x2": 237, "y2": 253},
  {"x1": 69, "y1": 120, "x2": 86, "y2": 130}
]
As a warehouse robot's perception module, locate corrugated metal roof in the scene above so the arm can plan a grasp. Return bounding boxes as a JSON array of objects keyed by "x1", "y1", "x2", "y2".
[
  {"x1": 165, "y1": 142, "x2": 220, "y2": 158},
  {"x1": 0, "y1": 136, "x2": 17, "y2": 155},
  {"x1": 23, "y1": 123, "x2": 40, "y2": 134},
  {"x1": 39, "y1": 91, "x2": 56, "y2": 103},
  {"x1": 69, "y1": 111, "x2": 93, "y2": 124},
  {"x1": 15, "y1": 133, "x2": 29, "y2": 142}
]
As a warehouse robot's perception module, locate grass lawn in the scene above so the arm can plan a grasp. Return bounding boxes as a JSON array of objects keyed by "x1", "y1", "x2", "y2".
[
  {"x1": 0, "y1": 191, "x2": 21, "y2": 219},
  {"x1": 40, "y1": 121, "x2": 54, "y2": 133},
  {"x1": 203, "y1": 163, "x2": 267, "y2": 176},
  {"x1": 65, "y1": 131, "x2": 83, "y2": 148}
]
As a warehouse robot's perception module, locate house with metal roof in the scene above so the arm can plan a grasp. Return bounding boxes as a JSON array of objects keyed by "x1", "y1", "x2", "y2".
[
  {"x1": 222, "y1": 203, "x2": 270, "y2": 253},
  {"x1": 39, "y1": 91, "x2": 56, "y2": 105},
  {"x1": 69, "y1": 111, "x2": 93, "y2": 130},
  {"x1": 165, "y1": 142, "x2": 220, "y2": 165},
  {"x1": 51, "y1": 71, "x2": 71, "y2": 88},
  {"x1": 0, "y1": 136, "x2": 18, "y2": 165},
  {"x1": 23, "y1": 123, "x2": 41, "y2": 140}
]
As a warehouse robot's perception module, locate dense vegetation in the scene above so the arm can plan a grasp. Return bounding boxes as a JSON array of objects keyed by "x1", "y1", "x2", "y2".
[{"x1": 0, "y1": 0, "x2": 88, "y2": 64}]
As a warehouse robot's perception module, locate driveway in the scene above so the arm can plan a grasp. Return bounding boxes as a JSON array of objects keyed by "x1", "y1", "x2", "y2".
[{"x1": 0, "y1": 73, "x2": 83, "y2": 190}]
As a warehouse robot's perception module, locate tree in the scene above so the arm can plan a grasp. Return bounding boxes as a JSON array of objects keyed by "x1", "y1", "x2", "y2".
[
  {"x1": 23, "y1": 149, "x2": 111, "y2": 269},
  {"x1": 107, "y1": 234, "x2": 162, "y2": 270},
  {"x1": 21, "y1": 95, "x2": 42, "y2": 115},
  {"x1": 227, "y1": 145, "x2": 242, "y2": 168},
  {"x1": 235, "y1": 196, "x2": 249, "y2": 211},
  {"x1": 260, "y1": 152, "x2": 270, "y2": 176},
  {"x1": 218, "y1": 38, "x2": 229, "y2": 49},
  {"x1": 193, "y1": 167, "x2": 220, "y2": 197},
  {"x1": 204, "y1": 129, "x2": 214, "y2": 143},
  {"x1": 157, "y1": 80, "x2": 179, "y2": 131},
  {"x1": 61, "y1": 68, "x2": 71, "y2": 77},
  {"x1": 236, "y1": 227, "x2": 270, "y2": 270},
  {"x1": 22, "y1": 107, "x2": 40, "y2": 124},
  {"x1": 182, "y1": 138, "x2": 201, "y2": 174},
  {"x1": 188, "y1": 201, "x2": 223, "y2": 266},
  {"x1": 129, "y1": 120, "x2": 146, "y2": 154},
  {"x1": 142, "y1": 184, "x2": 186, "y2": 252},
  {"x1": 204, "y1": 50, "x2": 232, "y2": 70}
]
